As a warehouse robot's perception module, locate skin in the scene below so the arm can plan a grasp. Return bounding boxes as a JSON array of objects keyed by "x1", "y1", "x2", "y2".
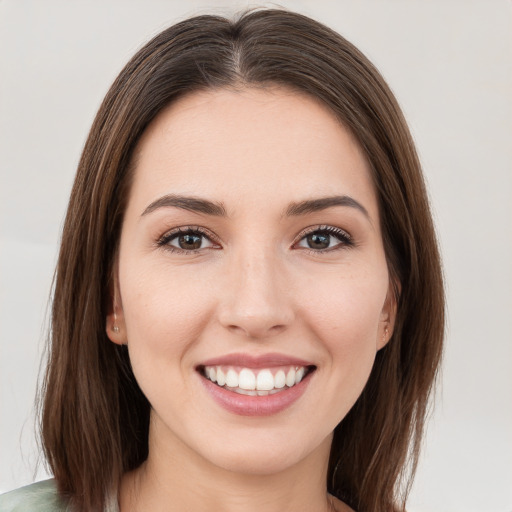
[{"x1": 107, "y1": 87, "x2": 396, "y2": 512}]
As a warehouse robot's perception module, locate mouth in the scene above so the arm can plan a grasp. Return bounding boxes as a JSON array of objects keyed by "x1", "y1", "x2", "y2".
[
  {"x1": 198, "y1": 364, "x2": 316, "y2": 396},
  {"x1": 196, "y1": 353, "x2": 317, "y2": 416}
]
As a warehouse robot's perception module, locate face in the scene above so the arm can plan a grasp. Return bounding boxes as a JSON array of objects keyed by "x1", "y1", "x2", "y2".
[{"x1": 107, "y1": 87, "x2": 395, "y2": 476}]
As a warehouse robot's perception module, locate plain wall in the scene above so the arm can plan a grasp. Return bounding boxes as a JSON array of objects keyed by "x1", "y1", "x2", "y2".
[{"x1": 1, "y1": 1, "x2": 511, "y2": 511}]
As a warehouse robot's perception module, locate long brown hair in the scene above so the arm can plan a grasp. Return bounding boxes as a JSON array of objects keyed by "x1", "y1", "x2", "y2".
[{"x1": 40, "y1": 9, "x2": 444, "y2": 512}]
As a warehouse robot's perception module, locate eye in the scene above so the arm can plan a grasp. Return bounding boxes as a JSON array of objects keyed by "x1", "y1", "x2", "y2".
[
  {"x1": 157, "y1": 227, "x2": 219, "y2": 253},
  {"x1": 295, "y1": 226, "x2": 352, "y2": 252}
]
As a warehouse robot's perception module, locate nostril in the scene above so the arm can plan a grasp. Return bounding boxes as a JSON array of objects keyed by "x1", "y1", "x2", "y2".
[
  {"x1": 223, "y1": 322, "x2": 287, "y2": 339},
  {"x1": 217, "y1": 282, "x2": 295, "y2": 338},
  {"x1": 226, "y1": 324, "x2": 246, "y2": 335}
]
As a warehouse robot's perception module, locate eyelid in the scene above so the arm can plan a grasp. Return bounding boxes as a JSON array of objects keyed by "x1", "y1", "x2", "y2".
[
  {"x1": 156, "y1": 225, "x2": 221, "y2": 251},
  {"x1": 292, "y1": 224, "x2": 353, "y2": 251},
  {"x1": 155, "y1": 224, "x2": 353, "y2": 254}
]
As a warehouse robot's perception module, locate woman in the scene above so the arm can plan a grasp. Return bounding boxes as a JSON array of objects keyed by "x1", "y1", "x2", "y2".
[{"x1": 0, "y1": 8, "x2": 444, "y2": 512}]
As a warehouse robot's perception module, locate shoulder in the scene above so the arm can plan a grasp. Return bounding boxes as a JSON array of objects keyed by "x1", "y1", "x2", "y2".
[{"x1": 0, "y1": 480, "x2": 69, "y2": 512}]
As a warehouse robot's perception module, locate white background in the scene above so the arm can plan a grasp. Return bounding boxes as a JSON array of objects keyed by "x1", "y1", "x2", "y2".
[{"x1": 1, "y1": 1, "x2": 511, "y2": 511}]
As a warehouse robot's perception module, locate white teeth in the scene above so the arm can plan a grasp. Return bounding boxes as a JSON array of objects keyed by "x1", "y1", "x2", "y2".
[
  {"x1": 285, "y1": 368, "x2": 296, "y2": 387},
  {"x1": 256, "y1": 369, "x2": 274, "y2": 391},
  {"x1": 238, "y1": 368, "x2": 256, "y2": 390},
  {"x1": 274, "y1": 370, "x2": 286, "y2": 389},
  {"x1": 216, "y1": 367, "x2": 226, "y2": 386},
  {"x1": 225, "y1": 369, "x2": 239, "y2": 388},
  {"x1": 203, "y1": 365, "x2": 310, "y2": 393}
]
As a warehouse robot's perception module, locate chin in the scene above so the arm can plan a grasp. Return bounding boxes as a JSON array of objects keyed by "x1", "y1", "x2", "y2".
[
  {"x1": 207, "y1": 446, "x2": 305, "y2": 476},
  {"x1": 196, "y1": 427, "x2": 332, "y2": 476}
]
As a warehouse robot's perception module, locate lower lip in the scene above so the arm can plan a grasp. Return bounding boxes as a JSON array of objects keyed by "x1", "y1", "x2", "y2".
[{"x1": 199, "y1": 372, "x2": 313, "y2": 416}]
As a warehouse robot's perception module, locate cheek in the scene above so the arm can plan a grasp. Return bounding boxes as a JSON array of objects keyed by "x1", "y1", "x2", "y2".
[
  {"x1": 298, "y1": 269, "x2": 387, "y2": 393},
  {"x1": 300, "y1": 267, "x2": 386, "y2": 342},
  {"x1": 118, "y1": 264, "x2": 220, "y2": 418},
  {"x1": 118, "y1": 263, "x2": 216, "y2": 367}
]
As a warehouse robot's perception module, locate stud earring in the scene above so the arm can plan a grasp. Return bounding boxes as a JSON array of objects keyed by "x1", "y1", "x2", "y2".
[
  {"x1": 382, "y1": 326, "x2": 389, "y2": 343},
  {"x1": 112, "y1": 310, "x2": 120, "y2": 333}
]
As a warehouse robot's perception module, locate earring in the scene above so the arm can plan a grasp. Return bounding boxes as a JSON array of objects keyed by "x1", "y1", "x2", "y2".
[
  {"x1": 382, "y1": 326, "x2": 389, "y2": 343},
  {"x1": 112, "y1": 310, "x2": 120, "y2": 333}
]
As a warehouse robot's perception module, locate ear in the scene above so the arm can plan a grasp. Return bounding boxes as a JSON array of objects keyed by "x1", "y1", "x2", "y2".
[
  {"x1": 106, "y1": 274, "x2": 128, "y2": 346},
  {"x1": 377, "y1": 280, "x2": 399, "y2": 350}
]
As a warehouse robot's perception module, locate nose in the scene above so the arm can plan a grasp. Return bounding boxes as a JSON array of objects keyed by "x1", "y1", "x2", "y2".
[{"x1": 217, "y1": 247, "x2": 295, "y2": 339}]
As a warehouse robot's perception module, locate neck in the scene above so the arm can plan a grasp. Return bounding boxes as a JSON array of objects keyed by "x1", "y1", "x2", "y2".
[{"x1": 119, "y1": 415, "x2": 340, "y2": 512}]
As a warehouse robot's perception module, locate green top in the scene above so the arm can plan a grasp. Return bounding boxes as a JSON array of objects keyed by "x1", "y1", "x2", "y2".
[{"x1": 0, "y1": 480, "x2": 119, "y2": 512}]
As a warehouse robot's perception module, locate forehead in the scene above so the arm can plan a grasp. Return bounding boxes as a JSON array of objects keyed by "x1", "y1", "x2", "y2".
[{"x1": 129, "y1": 86, "x2": 378, "y2": 218}]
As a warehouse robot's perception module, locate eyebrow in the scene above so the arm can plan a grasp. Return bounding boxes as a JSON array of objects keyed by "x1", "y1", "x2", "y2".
[
  {"x1": 141, "y1": 193, "x2": 369, "y2": 221},
  {"x1": 285, "y1": 195, "x2": 370, "y2": 219},
  {"x1": 141, "y1": 194, "x2": 227, "y2": 217}
]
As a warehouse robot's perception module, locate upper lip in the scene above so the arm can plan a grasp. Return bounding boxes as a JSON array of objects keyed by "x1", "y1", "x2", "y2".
[{"x1": 198, "y1": 352, "x2": 314, "y2": 369}]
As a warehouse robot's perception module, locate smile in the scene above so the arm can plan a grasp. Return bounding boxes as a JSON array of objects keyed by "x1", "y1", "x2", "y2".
[
  {"x1": 196, "y1": 353, "x2": 316, "y2": 416},
  {"x1": 201, "y1": 365, "x2": 312, "y2": 396}
]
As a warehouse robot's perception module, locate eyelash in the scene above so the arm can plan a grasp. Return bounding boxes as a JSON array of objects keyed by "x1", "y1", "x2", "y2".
[
  {"x1": 156, "y1": 225, "x2": 353, "y2": 254},
  {"x1": 156, "y1": 226, "x2": 220, "y2": 254},
  {"x1": 294, "y1": 225, "x2": 354, "y2": 254}
]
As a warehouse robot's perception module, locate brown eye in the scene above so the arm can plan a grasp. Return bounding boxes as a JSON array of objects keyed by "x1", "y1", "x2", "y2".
[
  {"x1": 296, "y1": 227, "x2": 352, "y2": 252},
  {"x1": 177, "y1": 233, "x2": 203, "y2": 250},
  {"x1": 306, "y1": 233, "x2": 330, "y2": 250},
  {"x1": 160, "y1": 229, "x2": 216, "y2": 252}
]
